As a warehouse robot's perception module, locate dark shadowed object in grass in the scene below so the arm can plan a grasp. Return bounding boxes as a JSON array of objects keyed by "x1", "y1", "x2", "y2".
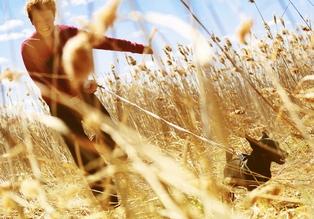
[{"x1": 224, "y1": 132, "x2": 288, "y2": 191}]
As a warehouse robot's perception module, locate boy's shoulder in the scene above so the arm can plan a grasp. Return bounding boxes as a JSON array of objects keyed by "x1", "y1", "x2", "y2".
[
  {"x1": 21, "y1": 32, "x2": 40, "y2": 51},
  {"x1": 58, "y1": 24, "x2": 78, "y2": 34},
  {"x1": 57, "y1": 24, "x2": 79, "y2": 41}
]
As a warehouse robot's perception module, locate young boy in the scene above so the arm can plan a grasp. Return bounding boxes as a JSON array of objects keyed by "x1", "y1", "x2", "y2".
[{"x1": 21, "y1": 0, "x2": 152, "y2": 202}]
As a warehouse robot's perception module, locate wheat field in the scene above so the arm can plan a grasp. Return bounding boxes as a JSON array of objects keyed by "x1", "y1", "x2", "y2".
[{"x1": 0, "y1": 1, "x2": 314, "y2": 218}]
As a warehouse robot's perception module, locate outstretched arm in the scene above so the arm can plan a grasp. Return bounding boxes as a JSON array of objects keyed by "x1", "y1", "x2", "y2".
[
  {"x1": 93, "y1": 36, "x2": 152, "y2": 54},
  {"x1": 64, "y1": 25, "x2": 152, "y2": 54}
]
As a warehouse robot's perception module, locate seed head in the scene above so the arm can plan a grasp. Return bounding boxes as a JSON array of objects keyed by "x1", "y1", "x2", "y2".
[
  {"x1": 1, "y1": 195, "x2": 17, "y2": 210},
  {"x1": 20, "y1": 179, "x2": 40, "y2": 199},
  {"x1": 237, "y1": 19, "x2": 253, "y2": 44},
  {"x1": 0, "y1": 69, "x2": 22, "y2": 82},
  {"x1": 62, "y1": 32, "x2": 93, "y2": 90},
  {"x1": 91, "y1": 0, "x2": 121, "y2": 36}
]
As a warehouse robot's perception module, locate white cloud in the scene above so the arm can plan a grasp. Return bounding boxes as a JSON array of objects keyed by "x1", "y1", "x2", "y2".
[
  {"x1": 64, "y1": 11, "x2": 72, "y2": 18},
  {"x1": 0, "y1": 57, "x2": 9, "y2": 65},
  {"x1": 129, "y1": 30, "x2": 145, "y2": 39},
  {"x1": 0, "y1": 28, "x2": 33, "y2": 42},
  {"x1": 21, "y1": 28, "x2": 33, "y2": 37},
  {"x1": 62, "y1": 0, "x2": 94, "y2": 7},
  {"x1": 0, "y1": 32, "x2": 24, "y2": 42},
  {"x1": 142, "y1": 12, "x2": 213, "y2": 65},
  {"x1": 0, "y1": 19, "x2": 24, "y2": 32},
  {"x1": 69, "y1": 15, "x2": 89, "y2": 26},
  {"x1": 72, "y1": 0, "x2": 94, "y2": 6}
]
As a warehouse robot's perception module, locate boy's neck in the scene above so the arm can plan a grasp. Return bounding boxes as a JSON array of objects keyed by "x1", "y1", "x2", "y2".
[{"x1": 39, "y1": 26, "x2": 56, "y2": 50}]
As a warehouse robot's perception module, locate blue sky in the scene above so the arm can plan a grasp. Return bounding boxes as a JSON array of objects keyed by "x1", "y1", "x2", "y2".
[
  {"x1": 0, "y1": 0, "x2": 313, "y2": 73},
  {"x1": 0, "y1": 0, "x2": 313, "y2": 107}
]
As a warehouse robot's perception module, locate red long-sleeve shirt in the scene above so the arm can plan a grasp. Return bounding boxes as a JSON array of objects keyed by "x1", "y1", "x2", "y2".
[{"x1": 21, "y1": 25, "x2": 144, "y2": 102}]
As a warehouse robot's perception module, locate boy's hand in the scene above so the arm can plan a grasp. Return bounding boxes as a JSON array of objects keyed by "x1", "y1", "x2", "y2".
[
  {"x1": 143, "y1": 46, "x2": 153, "y2": 54},
  {"x1": 83, "y1": 80, "x2": 98, "y2": 94}
]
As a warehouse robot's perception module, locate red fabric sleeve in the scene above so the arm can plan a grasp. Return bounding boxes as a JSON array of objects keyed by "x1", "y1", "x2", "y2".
[
  {"x1": 93, "y1": 36, "x2": 145, "y2": 54},
  {"x1": 59, "y1": 25, "x2": 79, "y2": 40},
  {"x1": 61, "y1": 25, "x2": 145, "y2": 54}
]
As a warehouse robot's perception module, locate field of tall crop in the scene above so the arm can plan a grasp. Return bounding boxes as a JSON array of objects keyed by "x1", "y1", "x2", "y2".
[{"x1": 0, "y1": 1, "x2": 313, "y2": 218}]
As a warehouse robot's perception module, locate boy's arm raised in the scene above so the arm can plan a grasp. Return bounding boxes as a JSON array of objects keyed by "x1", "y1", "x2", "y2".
[{"x1": 93, "y1": 36, "x2": 152, "y2": 54}]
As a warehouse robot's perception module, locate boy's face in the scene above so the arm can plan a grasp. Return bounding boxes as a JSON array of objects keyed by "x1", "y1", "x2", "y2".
[{"x1": 31, "y1": 8, "x2": 55, "y2": 38}]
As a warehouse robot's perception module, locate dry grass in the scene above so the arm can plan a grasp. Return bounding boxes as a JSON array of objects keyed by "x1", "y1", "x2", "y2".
[{"x1": 0, "y1": 2, "x2": 314, "y2": 219}]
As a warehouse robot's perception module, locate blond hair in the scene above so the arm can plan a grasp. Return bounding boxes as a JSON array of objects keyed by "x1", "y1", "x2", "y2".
[{"x1": 25, "y1": 0, "x2": 56, "y2": 22}]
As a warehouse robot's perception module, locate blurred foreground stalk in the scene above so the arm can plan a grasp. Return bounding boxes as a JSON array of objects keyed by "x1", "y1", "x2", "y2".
[{"x1": 0, "y1": 110, "x2": 103, "y2": 218}]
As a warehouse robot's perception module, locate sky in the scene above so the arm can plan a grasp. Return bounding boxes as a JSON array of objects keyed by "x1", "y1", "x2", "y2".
[{"x1": 0, "y1": 0, "x2": 313, "y2": 107}]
